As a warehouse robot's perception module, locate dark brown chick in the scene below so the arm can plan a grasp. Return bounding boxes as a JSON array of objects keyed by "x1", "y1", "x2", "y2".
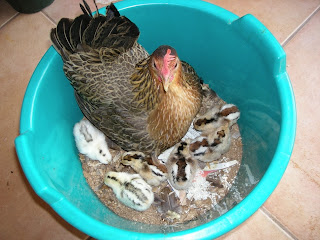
[{"x1": 50, "y1": 1, "x2": 203, "y2": 157}]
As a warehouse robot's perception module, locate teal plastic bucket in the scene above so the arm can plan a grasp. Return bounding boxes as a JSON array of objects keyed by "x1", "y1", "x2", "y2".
[{"x1": 15, "y1": 0, "x2": 296, "y2": 239}]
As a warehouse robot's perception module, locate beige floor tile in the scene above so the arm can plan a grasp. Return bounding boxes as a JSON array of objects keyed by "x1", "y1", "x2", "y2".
[
  {"x1": 205, "y1": 0, "x2": 320, "y2": 44},
  {"x1": 264, "y1": 161, "x2": 320, "y2": 239},
  {"x1": 0, "y1": 12, "x2": 86, "y2": 239},
  {"x1": 42, "y1": 0, "x2": 120, "y2": 23},
  {"x1": 0, "y1": 0, "x2": 18, "y2": 28},
  {"x1": 285, "y1": 11, "x2": 320, "y2": 185},
  {"x1": 263, "y1": 11, "x2": 320, "y2": 240},
  {"x1": 1, "y1": 0, "x2": 319, "y2": 239},
  {"x1": 217, "y1": 209, "x2": 292, "y2": 240}
]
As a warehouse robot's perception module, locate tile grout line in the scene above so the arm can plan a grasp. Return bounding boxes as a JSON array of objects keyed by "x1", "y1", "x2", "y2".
[
  {"x1": 0, "y1": 12, "x2": 19, "y2": 29},
  {"x1": 40, "y1": 10, "x2": 57, "y2": 25},
  {"x1": 291, "y1": 161, "x2": 320, "y2": 188},
  {"x1": 281, "y1": 5, "x2": 320, "y2": 47},
  {"x1": 260, "y1": 207, "x2": 299, "y2": 240}
]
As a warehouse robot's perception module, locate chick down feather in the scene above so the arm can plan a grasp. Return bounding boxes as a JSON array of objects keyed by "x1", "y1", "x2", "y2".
[
  {"x1": 104, "y1": 171, "x2": 154, "y2": 211},
  {"x1": 73, "y1": 118, "x2": 112, "y2": 164}
]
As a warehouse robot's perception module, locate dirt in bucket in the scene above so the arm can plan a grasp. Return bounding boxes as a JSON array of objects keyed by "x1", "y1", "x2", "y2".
[{"x1": 78, "y1": 85, "x2": 243, "y2": 225}]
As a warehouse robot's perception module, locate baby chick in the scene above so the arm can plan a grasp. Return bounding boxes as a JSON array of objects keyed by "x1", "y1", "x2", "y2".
[
  {"x1": 193, "y1": 106, "x2": 220, "y2": 131},
  {"x1": 189, "y1": 120, "x2": 231, "y2": 162},
  {"x1": 73, "y1": 119, "x2": 112, "y2": 164},
  {"x1": 166, "y1": 141, "x2": 198, "y2": 190},
  {"x1": 197, "y1": 83, "x2": 219, "y2": 116},
  {"x1": 121, "y1": 151, "x2": 167, "y2": 187},
  {"x1": 219, "y1": 104, "x2": 240, "y2": 127},
  {"x1": 193, "y1": 104, "x2": 240, "y2": 131},
  {"x1": 189, "y1": 104, "x2": 240, "y2": 162},
  {"x1": 104, "y1": 171, "x2": 154, "y2": 211}
]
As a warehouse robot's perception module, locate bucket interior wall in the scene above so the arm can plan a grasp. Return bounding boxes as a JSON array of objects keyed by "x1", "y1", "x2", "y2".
[{"x1": 21, "y1": 2, "x2": 281, "y2": 234}]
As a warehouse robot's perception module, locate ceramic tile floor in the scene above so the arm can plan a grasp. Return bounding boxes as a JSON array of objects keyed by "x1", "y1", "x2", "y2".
[{"x1": 0, "y1": 0, "x2": 319, "y2": 239}]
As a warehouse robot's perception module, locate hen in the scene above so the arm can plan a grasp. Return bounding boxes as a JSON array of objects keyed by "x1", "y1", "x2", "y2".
[{"x1": 50, "y1": 1, "x2": 203, "y2": 157}]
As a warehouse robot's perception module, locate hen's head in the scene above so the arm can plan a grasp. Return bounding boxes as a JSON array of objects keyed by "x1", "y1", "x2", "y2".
[{"x1": 150, "y1": 45, "x2": 181, "y2": 92}]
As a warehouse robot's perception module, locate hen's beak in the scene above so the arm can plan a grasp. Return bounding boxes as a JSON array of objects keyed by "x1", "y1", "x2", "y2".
[
  {"x1": 163, "y1": 78, "x2": 170, "y2": 92},
  {"x1": 162, "y1": 73, "x2": 174, "y2": 92}
]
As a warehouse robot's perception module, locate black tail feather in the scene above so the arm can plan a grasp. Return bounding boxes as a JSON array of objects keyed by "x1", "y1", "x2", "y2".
[
  {"x1": 56, "y1": 18, "x2": 74, "y2": 52},
  {"x1": 69, "y1": 14, "x2": 91, "y2": 49},
  {"x1": 80, "y1": 4, "x2": 90, "y2": 17},
  {"x1": 50, "y1": 28, "x2": 62, "y2": 50},
  {"x1": 93, "y1": 0, "x2": 100, "y2": 15},
  {"x1": 50, "y1": 1, "x2": 139, "y2": 60},
  {"x1": 82, "y1": 16, "x2": 107, "y2": 46},
  {"x1": 106, "y1": 3, "x2": 120, "y2": 20},
  {"x1": 80, "y1": 0, "x2": 93, "y2": 17}
]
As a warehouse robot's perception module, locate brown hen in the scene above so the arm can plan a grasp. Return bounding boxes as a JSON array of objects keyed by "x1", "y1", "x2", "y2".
[{"x1": 50, "y1": 1, "x2": 203, "y2": 156}]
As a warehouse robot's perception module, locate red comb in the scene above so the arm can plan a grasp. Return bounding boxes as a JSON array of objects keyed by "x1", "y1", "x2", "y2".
[
  {"x1": 164, "y1": 49, "x2": 176, "y2": 63},
  {"x1": 162, "y1": 49, "x2": 176, "y2": 76}
]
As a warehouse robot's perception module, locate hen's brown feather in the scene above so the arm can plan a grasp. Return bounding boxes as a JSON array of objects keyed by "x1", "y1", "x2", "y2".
[
  {"x1": 146, "y1": 61, "x2": 202, "y2": 153},
  {"x1": 51, "y1": 2, "x2": 203, "y2": 155}
]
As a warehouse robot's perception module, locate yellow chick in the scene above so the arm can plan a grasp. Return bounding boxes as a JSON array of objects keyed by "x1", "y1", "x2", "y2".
[{"x1": 104, "y1": 171, "x2": 154, "y2": 211}]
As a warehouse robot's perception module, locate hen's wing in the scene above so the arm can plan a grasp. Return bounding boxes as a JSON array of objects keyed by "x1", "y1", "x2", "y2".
[{"x1": 51, "y1": 3, "x2": 157, "y2": 152}]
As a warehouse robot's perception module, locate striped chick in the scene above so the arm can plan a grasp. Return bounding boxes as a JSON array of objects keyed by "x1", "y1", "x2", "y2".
[
  {"x1": 193, "y1": 103, "x2": 240, "y2": 131},
  {"x1": 189, "y1": 120, "x2": 231, "y2": 162},
  {"x1": 104, "y1": 171, "x2": 154, "y2": 211},
  {"x1": 121, "y1": 151, "x2": 167, "y2": 187},
  {"x1": 166, "y1": 141, "x2": 198, "y2": 190}
]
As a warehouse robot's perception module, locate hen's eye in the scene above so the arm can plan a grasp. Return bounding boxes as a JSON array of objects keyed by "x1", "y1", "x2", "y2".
[
  {"x1": 153, "y1": 62, "x2": 157, "y2": 68},
  {"x1": 174, "y1": 63, "x2": 178, "y2": 68}
]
